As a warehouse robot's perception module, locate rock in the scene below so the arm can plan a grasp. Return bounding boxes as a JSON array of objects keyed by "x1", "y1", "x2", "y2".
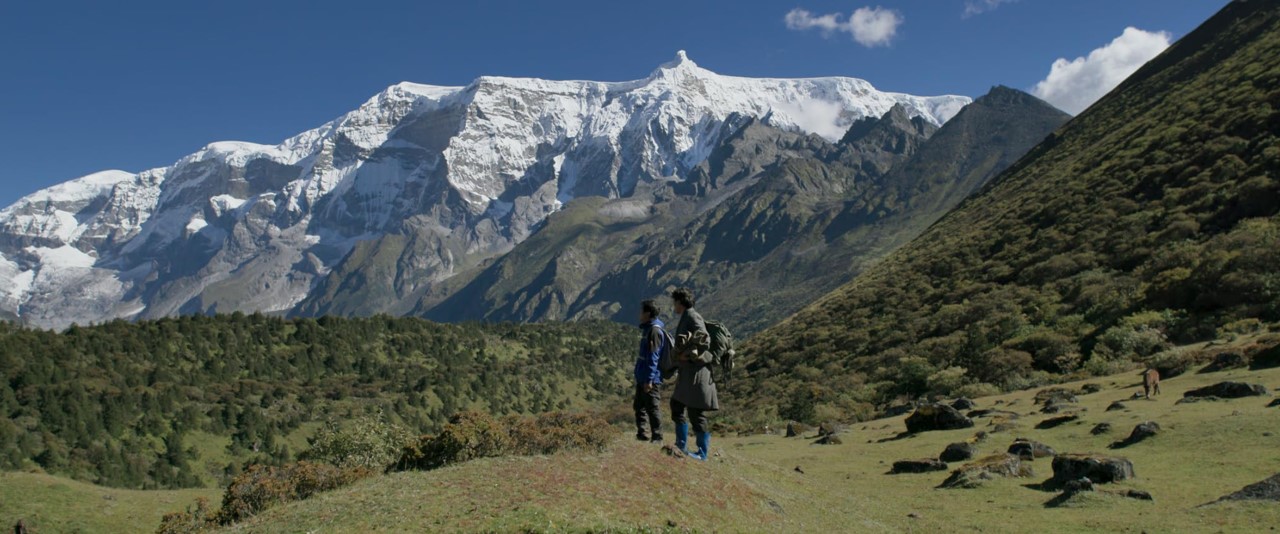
[
  {"x1": 1200, "y1": 351, "x2": 1248, "y2": 373},
  {"x1": 1063, "y1": 477, "x2": 1095, "y2": 495},
  {"x1": 1106, "y1": 401, "x2": 1128, "y2": 411},
  {"x1": 817, "y1": 422, "x2": 837, "y2": 436},
  {"x1": 904, "y1": 404, "x2": 975, "y2": 433},
  {"x1": 1213, "y1": 473, "x2": 1280, "y2": 502},
  {"x1": 1125, "y1": 489, "x2": 1154, "y2": 501},
  {"x1": 951, "y1": 397, "x2": 976, "y2": 411},
  {"x1": 1176, "y1": 395, "x2": 1220, "y2": 404},
  {"x1": 1090, "y1": 423, "x2": 1113, "y2": 435},
  {"x1": 1051, "y1": 453, "x2": 1135, "y2": 485},
  {"x1": 785, "y1": 421, "x2": 808, "y2": 438},
  {"x1": 1008, "y1": 438, "x2": 1056, "y2": 460},
  {"x1": 1109, "y1": 421, "x2": 1160, "y2": 449},
  {"x1": 940, "y1": 442, "x2": 977, "y2": 463},
  {"x1": 891, "y1": 458, "x2": 948, "y2": 474},
  {"x1": 907, "y1": 512, "x2": 921, "y2": 519},
  {"x1": 1250, "y1": 344, "x2": 1280, "y2": 370},
  {"x1": 972, "y1": 431, "x2": 989, "y2": 442},
  {"x1": 1035, "y1": 388, "x2": 1078, "y2": 405},
  {"x1": 1036, "y1": 414, "x2": 1080, "y2": 429},
  {"x1": 794, "y1": 465, "x2": 805, "y2": 474},
  {"x1": 661, "y1": 445, "x2": 685, "y2": 459},
  {"x1": 1184, "y1": 381, "x2": 1269, "y2": 399},
  {"x1": 938, "y1": 454, "x2": 1032, "y2": 489},
  {"x1": 967, "y1": 409, "x2": 1019, "y2": 419},
  {"x1": 814, "y1": 434, "x2": 843, "y2": 445},
  {"x1": 880, "y1": 403, "x2": 917, "y2": 419},
  {"x1": 991, "y1": 421, "x2": 1020, "y2": 433},
  {"x1": 1040, "y1": 400, "x2": 1078, "y2": 414},
  {"x1": 1269, "y1": 399, "x2": 1280, "y2": 408},
  {"x1": 1080, "y1": 383, "x2": 1104, "y2": 394}
]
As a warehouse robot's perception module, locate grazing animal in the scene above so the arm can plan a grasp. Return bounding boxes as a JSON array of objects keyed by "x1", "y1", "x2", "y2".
[{"x1": 1142, "y1": 368, "x2": 1161, "y2": 398}]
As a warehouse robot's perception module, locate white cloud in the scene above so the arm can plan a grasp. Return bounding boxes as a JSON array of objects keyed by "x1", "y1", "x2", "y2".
[
  {"x1": 772, "y1": 99, "x2": 849, "y2": 141},
  {"x1": 963, "y1": 0, "x2": 1018, "y2": 18},
  {"x1": 1031, "y1": 27, "x2": 1172, "y2": 115},
  {"x1": 785, "y1": 6, "x2": 903, "y2": 48}
]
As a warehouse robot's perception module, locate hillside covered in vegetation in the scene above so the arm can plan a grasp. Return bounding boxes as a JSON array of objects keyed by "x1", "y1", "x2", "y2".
[
  {"x1": 737, "y1": 0, "x2": 1280, "y2": 421},
  {"x1": 0, "y1": 314, "x2": 633, "y2": 489}
]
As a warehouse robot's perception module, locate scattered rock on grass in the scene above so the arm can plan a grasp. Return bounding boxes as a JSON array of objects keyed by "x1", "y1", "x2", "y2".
[
  {"x1": 1040, "y1": 400, "x2": 1078, "y2": 414},
  {"x1": 814, "y1": 434, "x2": 843, "y2": 445},
  {"x1": 785, "y1": 422, "x2": 808, "y2": 438},
  {"x1": 891, "y1": 458, "x2": 948, "y2": 474},
  {"x1": 940, "y1": 442, "x2": 977, "y2": 463},
  {"x1": 1090, "y1": 423, "x2": 1112, "y2": 435},
  {"x1": 1184, "y1": 382, "x2": 1269, "y2": 399},
  {"x1": 1051, "y1": 453, "x2": 1135, "y2": 485},
  {"x1": 1008, "y1": 438, "x2": 1056, "y2": 460},
  {"x1": 1035, "y1": 388, "x2": 1078, "y2": 405},
  {"x1": 938, "y1": 454, "x2": 1032, "y2": 489},
  {"x1": 1125, "y1": 489, "x2": 1154, "y2": 501},
  {"x1": 1110, "y1": 421, "x2": 1160, "y2": 449},
  {"x1": 905, "y1": 404, "x2": 974, "y2": 433},
  {"x1": 1080, "y1": 383, "x2": 1104, "y2": 394},
  {"x1": 1268, "y1": 399, "x2": 1280, "y2": 408},
  {"x1": 1211, "y1": 473, "x2": 1280, "y2": 503},
  {"x1": 661, "y1": 445, "x2": 685, "y2": 459},
  {"x1": 968, "y1": 409, "x2": 1019, "y2": 419},
  {"x1": 1106, "y1": 401, "x2": 1128, "y2": 411},
  {"x1": 1036, "y1": 414, "x2": 1080, "y2": 429},
  {"x1": 951, "y1": 398, "x2": 976, "y2": 410},
  {"x1": 1063, "y1": 477, "x2": 1094, "y2": 495}
]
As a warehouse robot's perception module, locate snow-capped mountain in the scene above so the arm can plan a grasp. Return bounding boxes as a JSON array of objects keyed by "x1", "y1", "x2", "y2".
[{"x1": 0, "y1": 51, "x2": 970, "y2": 329}]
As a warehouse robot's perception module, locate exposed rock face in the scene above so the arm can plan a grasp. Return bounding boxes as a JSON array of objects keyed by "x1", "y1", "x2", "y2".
[
  {"x1": 1213, "y1": 473, "x2": 1280, "y2": 503},
  {"x1": 905, "y1": 404, "x2": 974, "y2": 433},
  {"x1": 1200, "y1": 351, "x2": 1248, "y2": 373},
  {"x1": 1184, "y1": 382, "x2": 1269, "y2": 399},
  {"x1": 1051, "y1": 454, "x2": 1135, "y2": 485}
]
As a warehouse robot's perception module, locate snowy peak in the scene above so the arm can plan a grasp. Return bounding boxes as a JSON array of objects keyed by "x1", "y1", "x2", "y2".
[{"x1": 0, "y1": 52, "x2": 973, "y2": 329}]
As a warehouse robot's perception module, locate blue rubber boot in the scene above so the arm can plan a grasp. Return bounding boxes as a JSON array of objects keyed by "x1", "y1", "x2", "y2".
[
  {"x1": 690, "y1": 432, "x2": 710, "y2": 461},
  {"x1": 674, "y1": 422, "x2": 690, "y2": 454}
]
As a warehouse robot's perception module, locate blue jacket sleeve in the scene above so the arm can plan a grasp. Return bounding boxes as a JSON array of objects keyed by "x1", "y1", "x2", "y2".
[{"x1": 646, "y1": 326, "x2": 662, "y2": 384}]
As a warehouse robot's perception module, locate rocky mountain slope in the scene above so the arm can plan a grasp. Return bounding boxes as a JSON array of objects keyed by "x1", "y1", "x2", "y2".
[
  {"x1": 0, "y1": 53, "x2": 967, "y2": 329},
  {"x1": 421, "y1": 87, "x2": 1068, "y2": 334},
  {"x1": 737, "y1": 0, "x2": 1280, "y2": 417}
]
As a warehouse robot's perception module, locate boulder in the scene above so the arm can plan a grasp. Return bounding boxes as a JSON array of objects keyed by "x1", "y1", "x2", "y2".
[
  {"x1": 1184, "y1": 382, "x2": 1269, "y2": 399},
  {"x1": 1090, "y1": 422, "x2": 1113, "y2": 435},
  {"x1": 1008, "y1": 438, "x2": 1056, "y2": 460},
  {"x1": 785, "y1": 422, "x2": 808, "y2": 438},
  {"x1": 1250, "y1": 344, "x2": 1280, "y2": 370},
  {"x1": 661, "y1": 445, "x2": 685, "y2": 459},
  {"x1": 972, "y1": 431, "x2": 989, "y2": 442},
  {"x1": 1213, "y1": 473, "x2": 1280, "y2": 502},
  {"x1": 1200, "y1": 351, "x2": 1248, "y2": 373},
  {"x1": 1040, "y1": 400, "x2": 1078, "y2": 414},
  {"x1": 1035, "y1": 388, "x2": 1078, "y2": 405},
  {"x1": 1062, "y1": 477, "x2": 1094, "y2": 495},
  {"x1": 1051, "y1": 453, "x2": 1135, "y2": 485},
  {"x1": 814, "y1": 434, "x2": 843, "y2": 445},
  {"x1": 891, "y1": 458, "x2": 948, "y2": 474},
  {"x1": 950, "y1": 398, "x2": 976, "y2": 411},
  {"x1": 1125, "y1": 489, "x2": 1154, "y2": 501},
  {"x1": 1105, "y1": 401, "x2": 1128, "y2": 412},
  {"x1": 904, "y1": 404, "x2": 974, "y2": 433},
  {"x1": 1268, "y1": 398, "x2": 1280, "y2": 408},
  {"x1": 940, "y1": 442, "x2": 977, "y2": 463},
  {"x1": 1110, "y1": 421, "x2": 1160, "y2": 449},
  {"x1": 817, "y1": 422, "x2": 837, "y2": 437},
  {"x1": 1080, "y1": 383, "x2": 1104, "y2": 394},
  {"x1": 1036, "y1": 414, "x2": 1080, "y2": 429},
  {"x1": 938, "y1": 454, "x2": 1032, "y2": 489},
  {"x1": 879, "y1": 403, "x2": 917, "y2": 419},
  {"x1": 967, "y1": 409, "x2": 1019, "y2": 419}
]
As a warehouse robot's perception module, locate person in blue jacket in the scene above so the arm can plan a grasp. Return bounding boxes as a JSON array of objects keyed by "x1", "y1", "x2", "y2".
[{"x1": 634, "y1": 299, "x2": 667, "y2": 443}]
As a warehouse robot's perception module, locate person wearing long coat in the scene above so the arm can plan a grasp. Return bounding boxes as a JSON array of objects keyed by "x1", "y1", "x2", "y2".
[{"x1": 662, "y1": 287, "x2": 719, "y2": 460}]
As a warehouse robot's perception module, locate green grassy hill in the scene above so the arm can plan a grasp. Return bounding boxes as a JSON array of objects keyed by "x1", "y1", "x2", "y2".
[
  {"x1": 5, "y1": 346, "x2": 1276, "y2": 532},
  {"x1": 735, "y1": 0, "x2": 1280, "y2": 420}
]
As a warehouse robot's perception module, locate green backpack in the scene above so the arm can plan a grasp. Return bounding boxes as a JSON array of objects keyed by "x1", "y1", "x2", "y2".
[{"x1": 705, "y1": 320, "x2": 736, "y2": 381}]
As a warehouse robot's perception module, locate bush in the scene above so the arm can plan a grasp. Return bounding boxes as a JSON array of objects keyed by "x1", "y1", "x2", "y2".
[
  {"x1": 156, "y1": 498, "x2": 213, "y2": 534},
  {"x1": 1094, "y1": 324, "x2": 1171, "y2": 361},
  {"x1": 952, "y1": 382, "x2": 1001, "y2": 399},
  {"x1": 215, "y1": 461, "x2": 373, "y2": 524},
  {"x1": 1147, "y1": 347, "x2": 1202, "y2": 379},
  {"x1": 298, "y1": 413, "x2": 413, "y2": 471},
  {"x1": 394, "y1": 411, "x2": 616, "y2": 471}
]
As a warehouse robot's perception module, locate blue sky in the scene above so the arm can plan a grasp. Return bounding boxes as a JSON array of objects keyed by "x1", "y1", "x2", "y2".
[{"x1": 0, "y1": 0, "x2": 1228, "y2": 207}]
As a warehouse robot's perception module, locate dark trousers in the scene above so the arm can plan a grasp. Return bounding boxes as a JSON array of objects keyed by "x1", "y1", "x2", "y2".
[
  {"x1": 670, "y1": 397, "x2": 709, "y2": 434},
  {"x1": 633, "y1": 383, "x2": 662, "y2": 437}
]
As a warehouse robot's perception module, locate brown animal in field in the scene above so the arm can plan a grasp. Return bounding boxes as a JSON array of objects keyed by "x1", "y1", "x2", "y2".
[{"x1": 1142, "y1": 368, "x2": 1161, "y2": 398}]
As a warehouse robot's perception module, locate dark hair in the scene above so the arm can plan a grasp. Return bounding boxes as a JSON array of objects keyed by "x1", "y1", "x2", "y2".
[
  {"x1": 671, "y1": 288, "x2": 695, "y2": 309},
  {"x1": 641, "y1": 299, "x2": 660, "y2": 319}
]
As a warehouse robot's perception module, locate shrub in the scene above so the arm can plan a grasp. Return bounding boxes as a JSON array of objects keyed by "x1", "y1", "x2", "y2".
[
  {"x1": 156, "y1": 497, "x2": 213, "y2": 534},
  {"x1": 298, "y1": 412, "x2": 413, "y2": 471},
  {"x1": 926, "y1": 367, "x2": 969, "y2": 397},
  {"x1": 1147, "y1": 347, "x2": 1202, "y2": 379},
  {"x1": 214, "y1": 461, "x2": 373, "y2": 524},
  {"x1": 952, "y1": 382, "x2": 1001, "y2": 399},
  {"x1": 1094, "y1": 324, "x2": 1171, "y2": 361},
  {"x1": 393, "y1": 411, "x2": 617, "y2": 471}
]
